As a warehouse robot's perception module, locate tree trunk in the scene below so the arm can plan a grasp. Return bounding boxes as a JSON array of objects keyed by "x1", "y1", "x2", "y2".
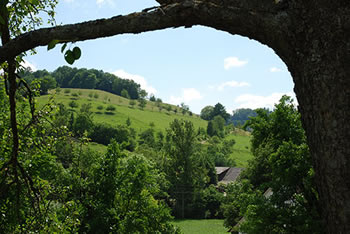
[
  {"x1": 281, "y1": 4, "x2": 350, "y2": 232},
  {"x1": 292, "y1": 47, "x2": 350, "y2": 234}
]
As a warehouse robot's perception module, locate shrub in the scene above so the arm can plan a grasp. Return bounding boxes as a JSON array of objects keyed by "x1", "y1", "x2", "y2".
[
  {"x1": 69, "y1": 100, "x2": 79, "y2": 109},
  {"x1": 106, "y1": 105, "x2": 116, "y2": 112},
  {"x1": 129, "y1": 100, "x2": 136, "y2": 108},
  {"x1": 64, "y1": 89, "x2": 71, "y2": 94},
  {"x1": 97, "y1": 105, "x2": 104, "y2": 110}
]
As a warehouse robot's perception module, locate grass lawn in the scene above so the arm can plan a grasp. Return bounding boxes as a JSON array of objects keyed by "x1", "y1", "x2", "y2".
[
  {"x1": 225, "y1": 129, "x2": 253, "y2": 167},
  {"x1": 172, "y1": 219, "x2": 228, "y2": 234}
]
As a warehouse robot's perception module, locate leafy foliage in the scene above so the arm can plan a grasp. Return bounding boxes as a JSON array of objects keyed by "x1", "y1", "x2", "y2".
[
  {"x1": 223, "y1": 96, "x2": 322, "y2": 233},
  {"x1": 229, "y1": 108, "x2": 257, "y2": 127},
  {"x1": 21, "y1": 66, "x2": 147, "y2": 100}
]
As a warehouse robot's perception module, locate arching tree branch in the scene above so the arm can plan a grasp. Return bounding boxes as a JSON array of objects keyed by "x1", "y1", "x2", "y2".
[{"x1": 0, "y1": 0, "x2": 291, "y2": 64}]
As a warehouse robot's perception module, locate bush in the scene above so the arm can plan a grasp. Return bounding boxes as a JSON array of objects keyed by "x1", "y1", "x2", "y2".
[
  {"x1": 106, "y1": 105, "x2": 116, "y2": 111},
  {"x1": 94, "y1": 93, "x2": 99, "y2": 99},
  {"x1": 89, "y1": 124, "x2": 136, "y2": 151},
  {"x1": 192, "y1": 185, "x2": 225, "y2": 219},
  {"x1": 64, "y1": 89, "x2": 71, "y2": 94},
  {"x1": 89, "y1": 123, "x2": 118, "y2": 145},
  {"x1": 97, "y1": 105, "x2": 104, "y2": 110},
  {"x1": 69, "y1": 100, "x2": 79, "y2": 109},
  {"x1": 71, "y1": 92, "x2": 79, "y2": 97}
]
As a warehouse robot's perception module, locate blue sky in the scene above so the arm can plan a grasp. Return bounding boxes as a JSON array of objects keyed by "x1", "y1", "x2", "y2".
[{"x1": 24, "y1": 0, "x2": 296, "y2": 114}]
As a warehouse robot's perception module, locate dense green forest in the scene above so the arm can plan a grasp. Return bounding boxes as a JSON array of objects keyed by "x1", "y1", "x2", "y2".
[{"x1": 20, "y1": 66, "x2": 148, "y2": 100}]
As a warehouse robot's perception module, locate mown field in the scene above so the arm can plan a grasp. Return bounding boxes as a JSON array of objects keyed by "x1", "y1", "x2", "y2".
[
  {"x1": 172, "y1": 219, "x2": 228, "y2": 234},
  {"x1": 37, "y1": 88, "x2": 253, "y2": 167}
]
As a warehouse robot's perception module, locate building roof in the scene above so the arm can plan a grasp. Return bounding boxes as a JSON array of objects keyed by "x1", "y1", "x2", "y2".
[
  {"x1": 215, "y1": 167, "x2": 243, "y2": 184},
  {"x1": 215, "y1": 167, "x2": 230, "y2": 175}
]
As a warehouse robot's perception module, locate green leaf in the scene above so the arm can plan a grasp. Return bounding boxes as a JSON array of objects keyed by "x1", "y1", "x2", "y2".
[
  {"x1": 64, "y1": 50, "x2": 75, "y2": 65},
  {"x1": 61, "y1": 43, "x2": 67, "y2": 53},
  {"x1": 72, "y1": 47, "x2": 82, "y2": 60},
  {"x1": 47, "y1": 39, "x2": 59, "y2": 51},
  {"x1": 0, "y1": 15, "x2": 5, "y2": 25}
]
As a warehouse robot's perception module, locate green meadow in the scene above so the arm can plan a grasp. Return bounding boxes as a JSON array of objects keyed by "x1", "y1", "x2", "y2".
[
  {"x1": 37, "y1": 88, "x2": 253, "y2": 167},
  {"x1": 38, "y1": 88, "x2": 207, "y2": 132},
  {"x1": 172, "y1": 219, "x2": 228, "y2": 234}
]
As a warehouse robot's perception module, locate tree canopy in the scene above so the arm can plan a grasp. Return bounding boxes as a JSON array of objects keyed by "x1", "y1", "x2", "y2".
[{"x1": 20, "y1": 66, "x2": 146, "y2": 99}]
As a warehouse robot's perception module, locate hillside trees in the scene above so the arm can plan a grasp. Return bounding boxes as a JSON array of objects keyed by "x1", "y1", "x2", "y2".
[
  {"x1": 77, "y1": 142, "x2": 179, "y2": 233},
  {"x1": 200, "y1": 105, "x2": 214, "y2": 120},
  {"x1": 223, "y1": 96, "x2": 322, "y2": 233},
  {"x1": 200, "y1": 103, "x2": 229, "y2": 121},
  {"x1": 230, "y1": 108, "x2": 257, "y2": 127},
  {"x1": 1, "y1": 0, "x2": 350, "y2": 232},
  {"x1": 207, "y1": 115, "x2": 226, "y2": 138},
  {"x1": 164, "y1": 119, "x2": 208, "y2": 218},
  {"x1": 24, "y1": 66, "x2": 147, "y2": 99},
  {"x1": 212, "y1": 103, "x2": 230, "y2": 121}
]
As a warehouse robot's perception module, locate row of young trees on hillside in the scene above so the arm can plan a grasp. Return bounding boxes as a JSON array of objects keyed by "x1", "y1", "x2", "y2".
[{"x1": 20, "y1": 66, "x2": 147, "y2": 99}]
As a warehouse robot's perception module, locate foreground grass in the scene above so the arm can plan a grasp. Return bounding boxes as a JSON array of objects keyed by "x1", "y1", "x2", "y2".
[{"x1": 172, "y1": 219, "x2": 228, "y2": 234}]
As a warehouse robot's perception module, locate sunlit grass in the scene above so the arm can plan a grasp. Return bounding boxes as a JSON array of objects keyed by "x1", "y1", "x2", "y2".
[{"x1": 172, "y1": 219, "x2": 228, "y2": 234}]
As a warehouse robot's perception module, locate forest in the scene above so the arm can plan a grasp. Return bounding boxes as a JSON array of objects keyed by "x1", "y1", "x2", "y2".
[
  {"x1": 20, "y1": 66, "x2": 147, "y2": 100},
  {"x1": 0, "y1": 66, "x2": 322, "y2": 233}
]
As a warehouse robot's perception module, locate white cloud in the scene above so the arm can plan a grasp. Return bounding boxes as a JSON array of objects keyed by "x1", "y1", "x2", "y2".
[
  {"x1": 112, "y1": 70, "x2": 157, "y2": 95},
  {"x1": 168, "y1": 88, "x2": 203, "y2": 105},
  {"x1": 21, "y1": 60, "x2": 37, "y2": 71},
  {"x1": 216, "y1": 80, "x2": 250, "y2": 91},
  {"x1": 96, "y1": 0, "x2": 115, "y2": 7},
  {"x1": 235, "y1": 92, "x2": 296, "y2": 109},
  {"x1": 270, "y1": 67, "x2": 283, "y2": 72},
  {"x1": 224, "y1": 57, "x2": 248, "y2": 70}
]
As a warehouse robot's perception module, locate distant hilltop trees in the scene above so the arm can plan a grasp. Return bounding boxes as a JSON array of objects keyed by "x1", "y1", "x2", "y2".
[
  {"x1": 20, "y1": 66, "x2": 147, "y2": 99},
  {"x1": 200, "y1": 103, "x2": 259, "y2": 128}
]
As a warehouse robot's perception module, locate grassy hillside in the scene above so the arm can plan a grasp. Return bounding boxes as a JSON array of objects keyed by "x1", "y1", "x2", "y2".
[
  {"x1": 38, "y1": 88, "x2": 207, "y2": 133},
  {"x1": 226, "y1": 129, "x2": 253, "y2": 167},
  {"x1": 172, "y1": 219, "x2": 227, "y2": 234},
  {"x1": 37, "y1": 88, "x2": 253, "y2": 167}
]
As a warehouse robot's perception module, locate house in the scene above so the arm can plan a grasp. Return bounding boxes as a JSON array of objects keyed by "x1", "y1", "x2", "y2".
[{"x1": 215, "y1": 167, "x2": 243, "y2": 185}]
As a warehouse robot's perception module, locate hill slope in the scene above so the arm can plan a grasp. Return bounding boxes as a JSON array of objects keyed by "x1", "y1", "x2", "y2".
[
  {"x1": 37, "y1": 88, "x2": 252, "y2": 167},
  {"x1": 38, "y1": 88, "x2": 207, "y2": 132}
]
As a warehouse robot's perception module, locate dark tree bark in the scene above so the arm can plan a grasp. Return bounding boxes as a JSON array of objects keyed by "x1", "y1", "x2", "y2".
[{"x1": 0, "y1": 0, "x2": 349, "y2": 232}]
